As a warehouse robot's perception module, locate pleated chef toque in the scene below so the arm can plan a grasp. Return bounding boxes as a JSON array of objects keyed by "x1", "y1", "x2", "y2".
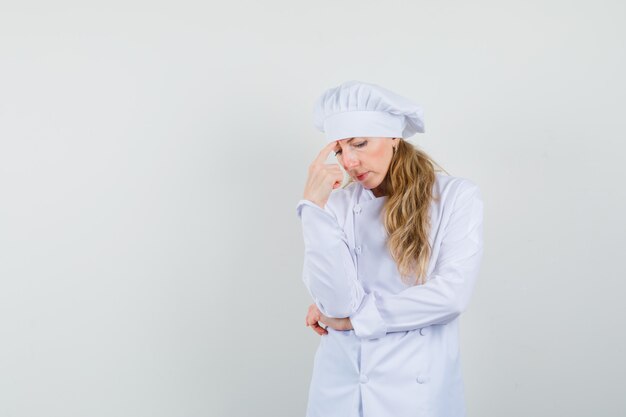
[{"x1": 313, "y1": 80, "x2": 425, "y2": 143}]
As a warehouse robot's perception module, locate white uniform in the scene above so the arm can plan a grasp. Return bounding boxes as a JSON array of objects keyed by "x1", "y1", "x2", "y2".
[{"x1": 296, "y1": 173, "x2": 484, "y2": 417}]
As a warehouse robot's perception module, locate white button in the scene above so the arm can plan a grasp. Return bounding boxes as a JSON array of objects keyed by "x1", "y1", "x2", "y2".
[
  {"x1": 359, "y1": 375, "x2": 369, "y2": 384},
  {"x1": 355, "y1": 246, "x2": 362, "y2": 254},
  {"x1": 353, "y1": 205, "x2": 362, "y2": 214},
  {"x1": 419, "y1": 327, "x2": 428, "y2": 336},
  {"x1": 416, "y1": 375, "x2": 428, "y2": 384}
]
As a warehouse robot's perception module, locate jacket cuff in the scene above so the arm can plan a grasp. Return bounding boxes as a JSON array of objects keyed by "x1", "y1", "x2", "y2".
[
  {"x1": 296, "y1": 199, "x2": 328, "y2": 219},
  {"x1": 350, "y1": 292, "x2": 387, "y2": 340}
]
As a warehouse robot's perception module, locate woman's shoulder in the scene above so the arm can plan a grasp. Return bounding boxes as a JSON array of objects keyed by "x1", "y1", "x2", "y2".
[{"x1": 434, "y1": 172, "x2": 482, "y2": 205}]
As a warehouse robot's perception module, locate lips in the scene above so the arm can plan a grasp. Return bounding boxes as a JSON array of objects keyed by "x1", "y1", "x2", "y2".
[{"x1": 356, "y1": 172, "x2": 369, "y2": 181}]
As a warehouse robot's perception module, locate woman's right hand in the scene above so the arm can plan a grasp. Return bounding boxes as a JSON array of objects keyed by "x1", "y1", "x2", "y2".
[{"x1": 303, "y1": 141, "x2": 343, "y2": 208}]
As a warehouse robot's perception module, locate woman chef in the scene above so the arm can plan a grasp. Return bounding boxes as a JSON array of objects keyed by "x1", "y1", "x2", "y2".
[{"x1": 296, "y1": 80, "x2": 484, "y2": 417}]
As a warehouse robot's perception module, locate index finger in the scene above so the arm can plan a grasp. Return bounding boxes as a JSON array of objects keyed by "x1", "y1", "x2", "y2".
[{"x1": 313, "y1": 140, "x2": 339, "y2": 165}]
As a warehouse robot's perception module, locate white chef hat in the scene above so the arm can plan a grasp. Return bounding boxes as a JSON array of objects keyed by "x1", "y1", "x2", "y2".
[{"x1": 313, "y1": 80, "x2": 425, "y2": 143}]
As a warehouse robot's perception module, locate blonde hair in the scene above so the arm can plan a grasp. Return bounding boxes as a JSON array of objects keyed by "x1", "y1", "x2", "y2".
[{"x1": 344, "y1": 138, "x2": 447, "y2": 285}]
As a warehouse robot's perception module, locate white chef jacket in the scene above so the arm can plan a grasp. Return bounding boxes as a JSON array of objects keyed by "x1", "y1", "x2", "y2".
[{"x1": 296, "y1": 173, "x2": 484, "y2": 417}]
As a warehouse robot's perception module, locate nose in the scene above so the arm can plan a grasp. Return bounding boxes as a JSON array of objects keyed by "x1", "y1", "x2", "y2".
[{"x1": 341, "y1": 149, "x2": 360, "y2": 170}]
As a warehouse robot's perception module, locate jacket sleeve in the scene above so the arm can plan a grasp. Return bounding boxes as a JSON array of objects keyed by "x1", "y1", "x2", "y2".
[
  {"x1": 349, "y1": 183, "x2": 484, "y2": 340},
  {"x1": 296, "y1": 199, "x2": 367, "y2": 318}
]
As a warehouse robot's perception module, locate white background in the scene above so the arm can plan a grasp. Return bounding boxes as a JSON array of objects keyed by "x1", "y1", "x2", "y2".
[{"x1": 1, "y1": 1, "x2": 625, "y2": 416}]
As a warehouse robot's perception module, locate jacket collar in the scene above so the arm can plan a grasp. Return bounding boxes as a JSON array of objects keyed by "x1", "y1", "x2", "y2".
[{"x1": 357, "y1": 183, "x2": 388, "y2": 207}]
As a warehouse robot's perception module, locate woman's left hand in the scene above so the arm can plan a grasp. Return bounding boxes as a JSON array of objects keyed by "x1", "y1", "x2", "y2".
[{"x1": 305, "y1": 303, "x2": 353, "y2": 335}]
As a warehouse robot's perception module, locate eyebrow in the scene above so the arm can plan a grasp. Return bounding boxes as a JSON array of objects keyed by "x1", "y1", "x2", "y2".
[{"x1": 335, "y1": 138, "x2": 357, "y2": 149}]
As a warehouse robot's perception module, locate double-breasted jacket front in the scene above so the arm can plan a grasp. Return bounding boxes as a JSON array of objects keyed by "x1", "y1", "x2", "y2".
[{"x1": 296, "y1": 173, "x2": 484, "y2": 417}]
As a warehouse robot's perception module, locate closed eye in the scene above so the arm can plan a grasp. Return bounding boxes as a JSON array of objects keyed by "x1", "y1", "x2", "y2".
[{"x1": 334, "y1": 140, "x2": 367, "y2": 156}]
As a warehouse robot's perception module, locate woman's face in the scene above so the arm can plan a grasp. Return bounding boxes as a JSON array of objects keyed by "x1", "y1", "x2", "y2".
[{"x1": 334, "y1": 137, "x2": 396, "y2": 190}]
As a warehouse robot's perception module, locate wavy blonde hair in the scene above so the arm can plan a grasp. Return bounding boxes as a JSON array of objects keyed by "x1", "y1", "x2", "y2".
[{"x1": 344, "y1": 138, "x2": 447, "y2": 285}]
